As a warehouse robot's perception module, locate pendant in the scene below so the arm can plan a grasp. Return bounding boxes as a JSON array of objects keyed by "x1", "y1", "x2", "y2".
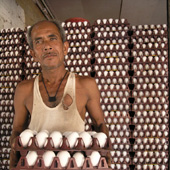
[{"x1": 49, "y1": 96, "x2": 56, "y2": 102}]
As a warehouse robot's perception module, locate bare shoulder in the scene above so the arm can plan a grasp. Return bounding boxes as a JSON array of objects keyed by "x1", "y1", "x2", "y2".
[
  {"x1": 75, "y1": 74, "x2": 97, "y2": 88},
  {"x1": 15, "y1": 78, "x2": 35, "y2": 96},
  {"x1": 75, "y1": 74, "x2": 99, "y2": 99}
]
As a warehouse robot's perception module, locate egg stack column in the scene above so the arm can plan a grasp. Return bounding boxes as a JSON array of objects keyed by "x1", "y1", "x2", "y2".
[
  {"x1": 91, "y1": 18, "x2": 132, "y2": 170},
  {"x1": 130, "y1": 24, "x2": 169, "y2": 170},
  {"x1": 0, "y1": 28, "x2": 26, "y2": 170}
]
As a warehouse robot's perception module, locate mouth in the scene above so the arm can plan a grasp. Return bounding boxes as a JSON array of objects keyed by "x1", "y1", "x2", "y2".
[{"x1": 43, "y1": 53, "x2": 57, "y2": 59}]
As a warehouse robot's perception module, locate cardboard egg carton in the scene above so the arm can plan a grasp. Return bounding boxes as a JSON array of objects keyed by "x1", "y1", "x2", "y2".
[
  {"x1": 12, "y1": 154, "x2": 111, "y2": 170},
  {"x1": 131, "y1": 76, "x2": 168, "y2": 85},
  {"x1": 131, "y1": 89, "x2": 169, "y2": 99},
  {"x1": 14, "y1": 136, "x2": 112, "y2": 156},
  {"x1": 132, "y1": 153, "x2": 168, "y2": 165},
  {"x1": 131, "y1": 49, "x2": 168, "y2": 58},
  {"x1": 131, "y1": 103, "x2": 169, "y2": 111},
  {"x1": 134, "y1": 164, "x2": 168, "y2": 170},
  {"x1": 132, "y1": 142, "x2": 168, "y2": 152},
  {"x1": 92, "y1": 50, "x2": 130, "y2": 59}
]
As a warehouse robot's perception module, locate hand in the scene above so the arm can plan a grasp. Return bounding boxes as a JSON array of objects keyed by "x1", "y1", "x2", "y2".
[
  {"x1": 106, "y1": 152, "x2": 111, "y2": 168},
  {"x1": 10, "y1": 149, "x2": 20, "y2": 169},
  {"x1": 10, "y1": 137, "x2": 19, "y2": 169}
]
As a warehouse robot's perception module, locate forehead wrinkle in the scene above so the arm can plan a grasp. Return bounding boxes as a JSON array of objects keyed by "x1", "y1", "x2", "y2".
[
  {"x1": 33, "y1": 34, "x2": 57, "y2": 41},
  {"x1": 48, "y1": 34, "x2": 58, "y2": 38}
]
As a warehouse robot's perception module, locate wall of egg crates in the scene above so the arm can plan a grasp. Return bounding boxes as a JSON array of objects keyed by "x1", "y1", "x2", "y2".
[{"x1": 0, "y1": 18, "x2": 169, "y2": 170}]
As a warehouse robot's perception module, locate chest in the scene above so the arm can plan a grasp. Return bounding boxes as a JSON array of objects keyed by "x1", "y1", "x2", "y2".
[{"x1": 26, "y1": 80, "x2": 88, "y2": 119}]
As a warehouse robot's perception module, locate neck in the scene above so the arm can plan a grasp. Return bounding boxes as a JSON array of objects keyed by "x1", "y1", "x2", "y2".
[{"x1": 41, "y1": 65, "x2": 67, "y2": 84}]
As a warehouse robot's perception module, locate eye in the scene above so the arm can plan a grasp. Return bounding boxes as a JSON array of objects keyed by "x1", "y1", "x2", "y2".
[
  {"x1": 35, "y1": 39, "x2": 42, "y2": 44},
  {"x1": 50, "y1": 37, "x2": 57, "y2": 41}
]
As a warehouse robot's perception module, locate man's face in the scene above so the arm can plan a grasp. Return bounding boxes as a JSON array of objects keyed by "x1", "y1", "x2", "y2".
[{"x1": 30, "y1": 21, "x2": 68, "y2": 70}]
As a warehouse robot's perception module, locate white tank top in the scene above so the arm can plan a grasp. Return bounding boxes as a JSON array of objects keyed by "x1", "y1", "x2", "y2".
[{"x1": 28, "y1": 72, "x2": 85, "y2": 133}]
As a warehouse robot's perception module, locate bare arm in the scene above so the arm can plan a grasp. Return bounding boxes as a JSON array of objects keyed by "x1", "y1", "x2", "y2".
[
  {"x1": 10, "y1": 81, "x2": 31, "y2": 169},
  {"x1": 84, "y1": 77, "x2": 109, "y2": 136},
  {"x1": 83, "y1": 77, "x2": 111, "y2": 166}
]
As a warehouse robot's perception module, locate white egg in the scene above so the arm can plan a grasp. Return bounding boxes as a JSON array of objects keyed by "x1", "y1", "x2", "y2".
[
  {"x1": 50, "y1": 131, "x2": 63, "y2": 148},
  {"x1": 43, "y1": 151, "x2": 55, "y2": 167},
  {"x1": 73, "y1": 152, "x2": 85, "y2": 167},
  {"x1": 64, "y1": 132, "x2": 79, "y2": 148},
  {"x1": 79, "y1": 131, "x2": 92, "y2": 148},
  {"x1": 36, "y1": 130, "x2": 49, "y2": 148},
  {"x1": 57, "y1": 151, "x2": 71, "y2": 168},
  {"x1": 89, "y1": 151, "x2": 101, "y2": 167},
  {"x1": 20, "y1": 129, "x2": 36, "y2": 147},
  {"x1": 26, "y1": 151, "x2": 38, "y2": 166},
  {"x1": 88, "y1": 131, "x2": 97, "y2": 136},
  {"x1": 92, "y1": 132, "x2": 107, "y2": 148},
  {"x1": 63, "y1": 131, "x2": 72, "y2": 137}
]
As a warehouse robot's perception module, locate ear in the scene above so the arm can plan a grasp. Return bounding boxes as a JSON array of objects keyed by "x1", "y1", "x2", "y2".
[
  {"x1": 30, "y1": 49, "x2": 39, "y2": 62},
  {"x1": 63, "y1": 41, "x2": 69, "y2": 56}
]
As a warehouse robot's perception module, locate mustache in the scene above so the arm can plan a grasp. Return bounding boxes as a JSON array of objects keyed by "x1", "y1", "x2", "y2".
[{"x1": 43, "y1": 52, "x2": 58, "y2": 58}]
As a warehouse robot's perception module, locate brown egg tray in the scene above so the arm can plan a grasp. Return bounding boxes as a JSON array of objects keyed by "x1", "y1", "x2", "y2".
[
  {"x1": 132, "y1": 144, "x2": 169, "y2": 152},
  {"x1": 131, "y1": 76, "x2": 168, "y2": 84},
  {"x1": 132, "y1": 129, "x2": 168, "y2": 138},
  {"x1": 63, "y1": 21, "x2": 91, "y2": 28},
  {"x1": 94, "y1": 71, "x2": 130, "y2": 78},
  {"x1": 0, "y1": 104, "x2": 14, "y2": 112},
  {"x1": 131, "y1": 150, "x2": 168, "y2": 159},
  {"x1": 92, "y1": 50, "x2": 130, "y2": 59},
  {"x1": 131, "y1": 62, "x2": 168, "y2": 71},
  {"x1": 92, "y1": 43, "x2": 129, "y2": 52},
  {"x1": 131, "y1": 34, "x2": 167, "y2": 42},
  {"x1": 132, "y1": 138, "x2": 169, "y2": 152},
  {"x1": 109, "y1": 130, "x2": 131, "y2": 138},
  {"x1": 133, "y1": 137, "x2": 169, "y2": 145},
  {"x1": 68, "y1": 46, "x2": 92, "y2": 53},
  {"x1": 93, "y1": 18, "x2": 129, "y2": 26},
  {"x1": 132, "y1": 156, "x2": 168, "y2": 165},
  {"x1": 100, "y1": 97, "x2": 130, "y2": 105},
  {"x1": 132, "y1": 116, "x2": 169, "y2": 125},
  {"x1": 100, "y1": 103, "x2": 130, "y2": 112},
  {"x1": 133, "y1": 69, "x2": 168, "y2": 77},
  {"x1": 14, "y1": 136, "x2": 112, "y2": 156},
  {"x1": 132, "y1": 42, "x2": 168, "y2": 50},
  {"x1": 131, "y1": 49, "x2": 168, "y2": 57},
  {"x1": 131, "y1": 29, "x2": 167, "y2": 37},
  {"x1": 131, "y1": 103, "x2": 169, "y2": 111},
  {"x1": 12, "y1": 155, "x2": 111, "y2": 170},
  {"x1": 92, "y1": 37, "x2": 130, "y2": 46},
  {"x1": 66, "y1": 33, "x2": 92, "y2": 40},
  {"x1": 105, "y1": 115, "x2": 131, "y2": 124},
  {"x1": 132, "y1": 97, "x2": 169, "y2": 105},
  {"x1": 134, "y1": 165, "x2": 168, "y2": 170},
  {"x1": 69, "y1": 39, "x2": 92, "y2": 47},
  {"x1": 132, "y1": 89, "x2": 169, "y2": 98},
  {"x1": 94, "y1": 62, "x2": 129, "y2": 71}
]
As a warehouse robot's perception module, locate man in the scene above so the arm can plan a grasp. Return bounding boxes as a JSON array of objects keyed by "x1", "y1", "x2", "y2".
[{"x1": 10, "y1": 20, "x2": 109, "y2": 169}]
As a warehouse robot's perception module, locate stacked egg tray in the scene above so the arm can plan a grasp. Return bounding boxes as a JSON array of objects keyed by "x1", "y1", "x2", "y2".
[
  {"x1": 91, "y1": 18, "x2": 131, "y2": 111},
  {"x1": 105, "y1": 111, "x2": 132, "y2": 155},
  {"x1": 0, "y1": 28, "x2": 27, "y2": 170},
  {"x1": 63, "y1": 21, "x2": 93, "y2": 76},
  {"x1": 127, "y1": 24, "x2": 169, "y2": 170},
  {"x1": 91, "y1": 52, "x2": 131, "y2": 112},
  {"x1": 90, "y1": 19, "x2": 135, "y2": 170},
  {"x1": 12, "y1": 135, "x2": 112, "y2": 170},
  {"x1": 103, "y1": 110, "x2": 132, "y2": 170}
]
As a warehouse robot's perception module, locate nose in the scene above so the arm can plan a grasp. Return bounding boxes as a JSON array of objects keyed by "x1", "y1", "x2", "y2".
[{"x1": 43, "y1": 41, "x2": 52, "y2": 51}]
